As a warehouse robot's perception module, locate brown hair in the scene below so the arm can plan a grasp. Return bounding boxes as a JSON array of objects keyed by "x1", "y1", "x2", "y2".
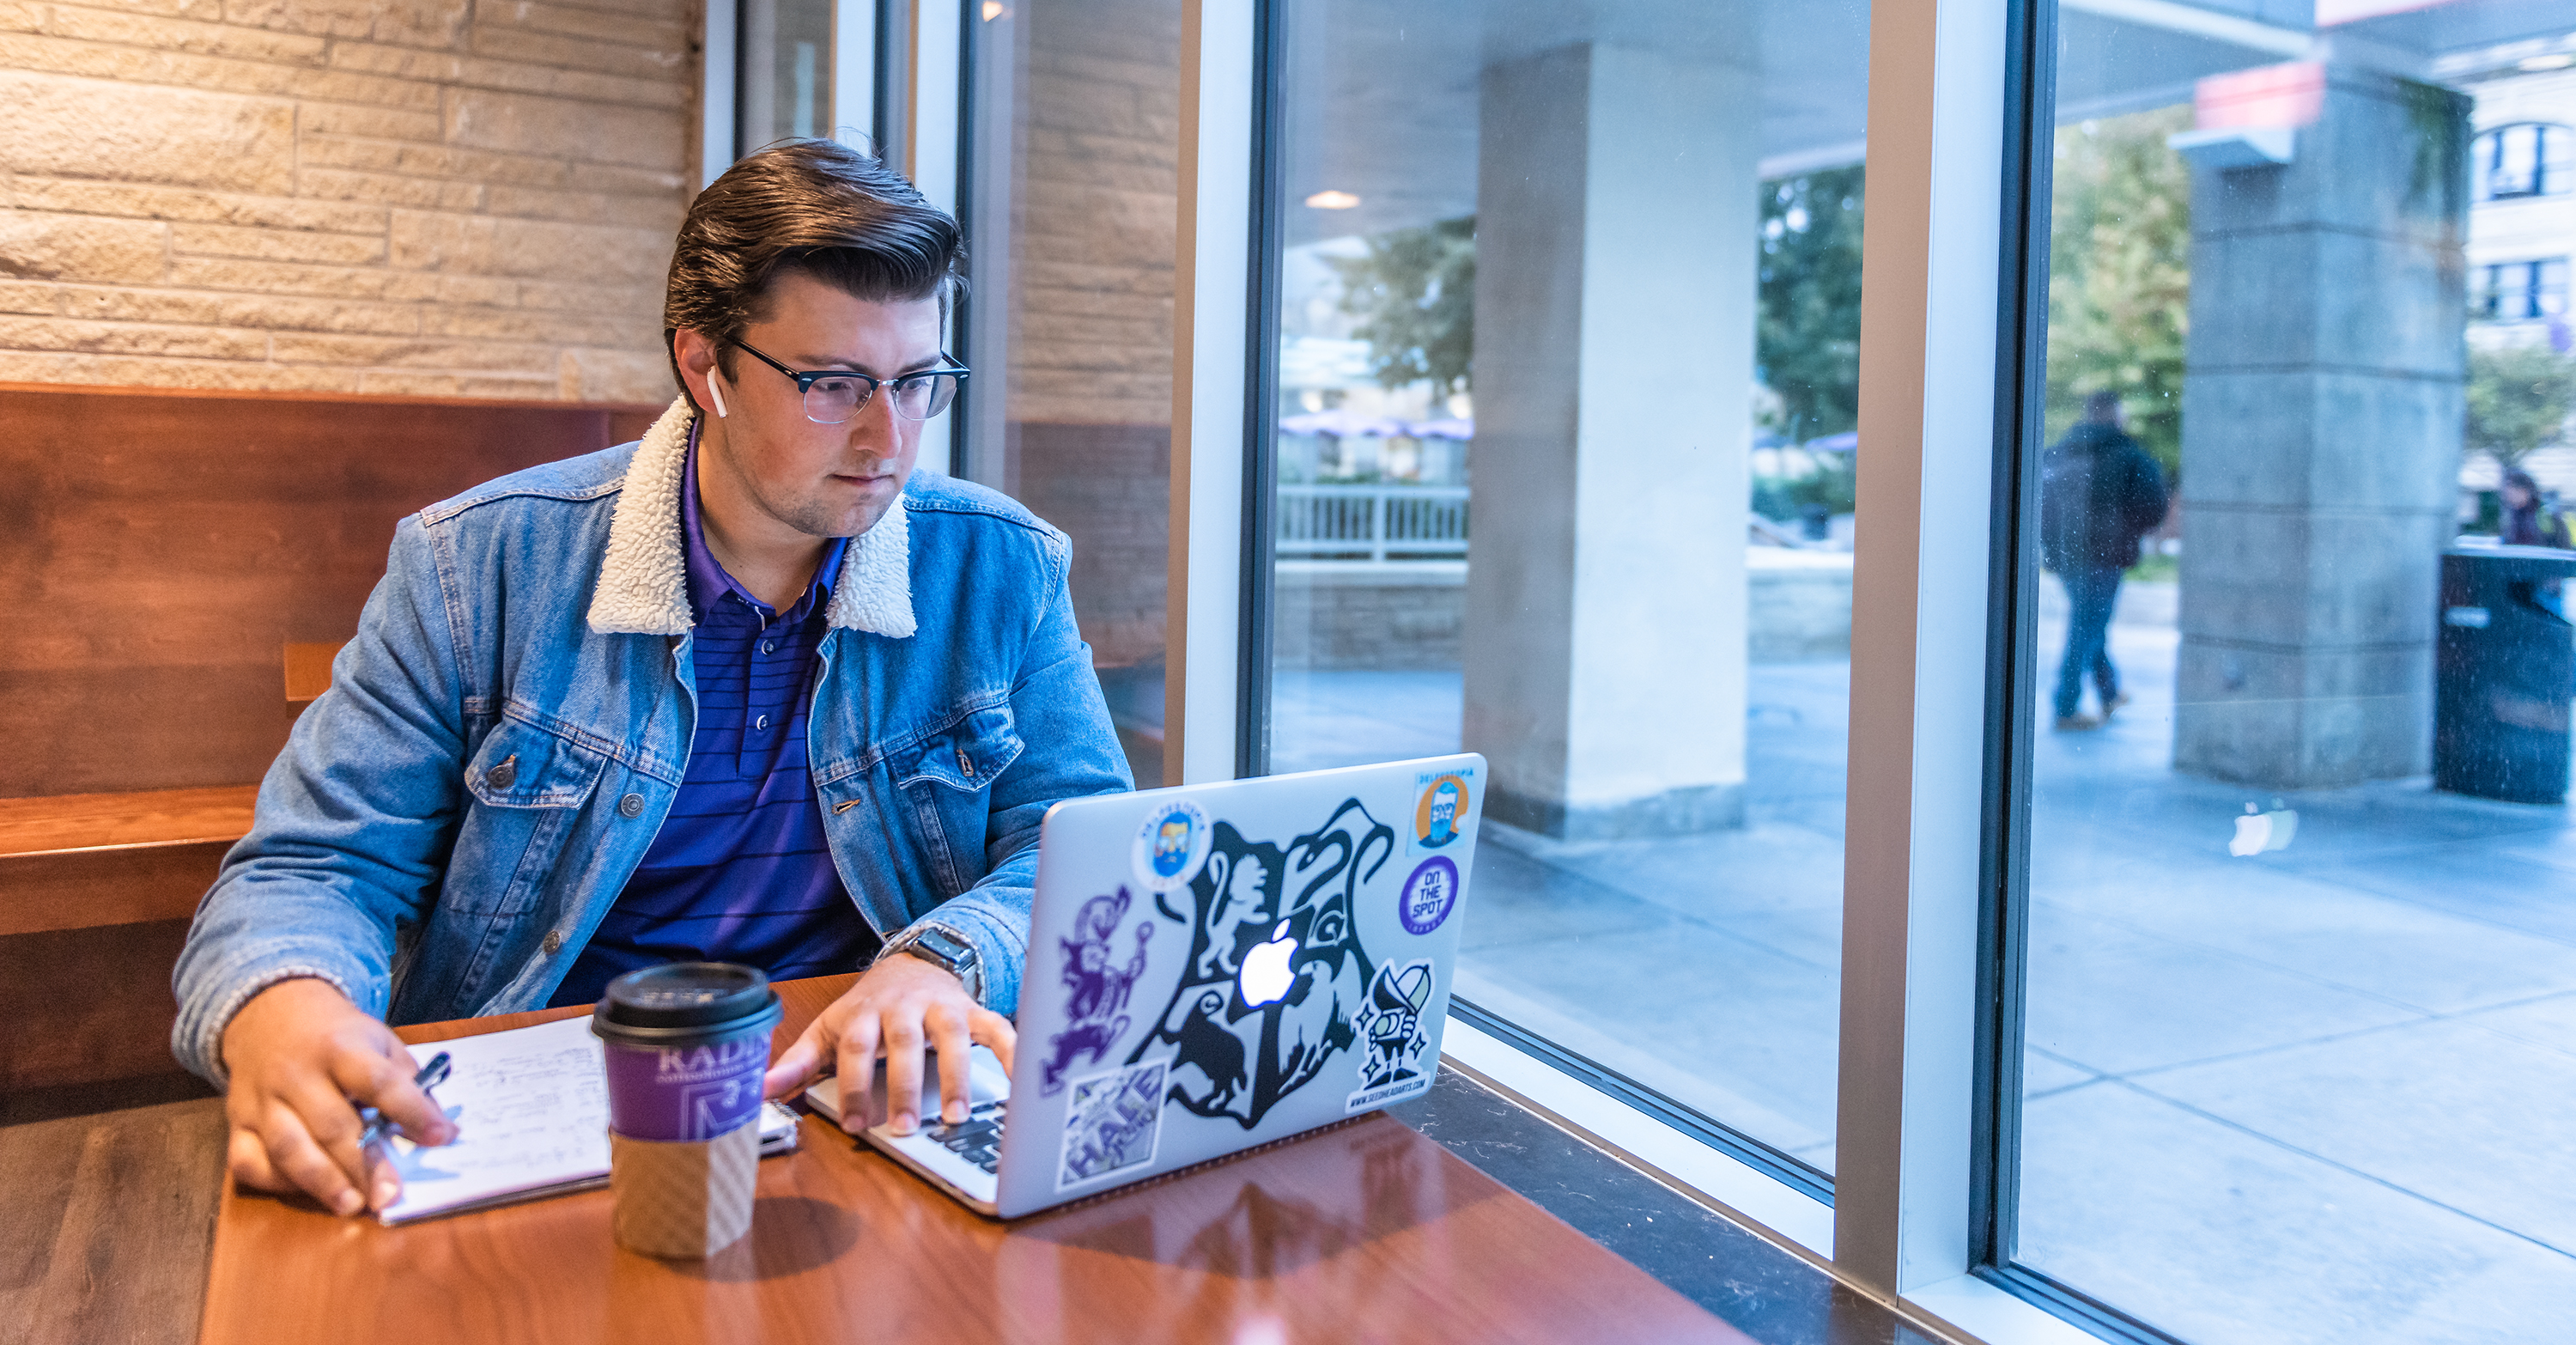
[{"x1": 662, "y1": 139, "x2": 965, "y2": 405}]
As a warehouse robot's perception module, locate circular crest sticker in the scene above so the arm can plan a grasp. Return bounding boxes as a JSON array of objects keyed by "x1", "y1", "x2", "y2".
[
  {"x1": 1399, "y1": 857, "x2": 1459, "y2": 935},
  {"x1": 1131, "y1": 800, "x2": 1212, "y2": 893},
  {"x1": 1413, "y1": 774, "x2": 1470, "y2": 849}
]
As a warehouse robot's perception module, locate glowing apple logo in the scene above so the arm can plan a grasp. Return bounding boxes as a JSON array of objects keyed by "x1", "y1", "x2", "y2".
[{"x1": 1238, "y1": 920, "x2": 1298, "y2": 1007}]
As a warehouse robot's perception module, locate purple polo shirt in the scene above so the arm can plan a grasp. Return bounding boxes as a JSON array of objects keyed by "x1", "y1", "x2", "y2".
[{"x1": 550, "y1": 428, "x2": 879, "y2": 1006}]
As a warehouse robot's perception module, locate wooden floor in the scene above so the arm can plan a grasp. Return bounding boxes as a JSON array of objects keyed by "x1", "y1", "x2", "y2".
[{"x1": 0, "y1": 1091, "x2": 225, "y2": 1345}]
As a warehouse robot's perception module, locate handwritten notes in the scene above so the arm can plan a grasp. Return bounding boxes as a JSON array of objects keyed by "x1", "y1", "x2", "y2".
[{"x1": 378, "y1": 1016, "x2": 795, "y2": 1225}]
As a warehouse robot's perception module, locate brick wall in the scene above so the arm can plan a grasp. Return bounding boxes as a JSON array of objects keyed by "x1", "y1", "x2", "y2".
[
  {"x1": 0, "y1": 0, "x2": 692, "y2": 400},
  {"x1": 1004, "y1": 0, "x2": 1177, "y2": 670}
]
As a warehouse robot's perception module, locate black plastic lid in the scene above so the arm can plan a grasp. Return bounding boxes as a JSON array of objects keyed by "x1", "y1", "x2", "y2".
[{"x1": 595, "y1": 962, "x2": 778, "y2": 1031}]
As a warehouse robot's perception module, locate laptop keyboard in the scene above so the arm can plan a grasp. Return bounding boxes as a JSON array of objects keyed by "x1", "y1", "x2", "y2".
[{"x1": 920, "y1": 1100, "x2": 1007, "y2": 1174}]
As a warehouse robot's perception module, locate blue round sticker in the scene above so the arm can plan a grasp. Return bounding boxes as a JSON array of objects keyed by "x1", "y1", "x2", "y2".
[{"x1": 1399, "y1": 857, "x2": 1459, "y2": 935}]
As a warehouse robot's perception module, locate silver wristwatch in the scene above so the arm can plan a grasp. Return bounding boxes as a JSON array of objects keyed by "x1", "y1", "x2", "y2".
[{"x1": 882, "y1": 924, "x2": 983, "y2": 1003}]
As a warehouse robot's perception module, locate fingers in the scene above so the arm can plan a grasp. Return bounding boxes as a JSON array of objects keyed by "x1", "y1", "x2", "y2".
[
  {"x1": 881, "y1": 1013, "x2": 927, "y2": 1135},
  {"x1": 228, "y1": 1126, "x2": 284, "y2": 1194},
  {"x1": 333, "y1": 1042, "x2": 453, "y2": 1148},
  {"x1": 253, "y1": 1097, "x2": 368, "y2": 1216},
  {"x1": 928, "y1": 1002, "x2": 974, "y2": 1125},
  {"x1": 835, "y1": 1010, "x2": 884, "y2": 1133},
  {"x1": 763, "y1": 1019, "x2": 830, "y2": 1101},
  {"x1": 969, "y1": 1007, "x2": 1018, "y2": 1078}
]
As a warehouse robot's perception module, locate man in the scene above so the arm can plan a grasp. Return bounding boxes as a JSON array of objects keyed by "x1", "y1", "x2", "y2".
[
  {"x1": 2038, "y1": 390, "x2": 2169, "y2": 731},
  {"x1": 171, "y1": 141, "x2": 1131, "y2": 1218}
]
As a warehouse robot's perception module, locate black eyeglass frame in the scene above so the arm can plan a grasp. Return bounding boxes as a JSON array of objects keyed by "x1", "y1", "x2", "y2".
[{"x1": 727, "y1": 338, "x2": 972, "y2": 423}]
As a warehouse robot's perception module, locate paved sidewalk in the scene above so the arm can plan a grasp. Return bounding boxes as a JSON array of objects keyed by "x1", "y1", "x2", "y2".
[{"x1": 1269, "y1": 580, "x2": 2576, "y2": 1345}]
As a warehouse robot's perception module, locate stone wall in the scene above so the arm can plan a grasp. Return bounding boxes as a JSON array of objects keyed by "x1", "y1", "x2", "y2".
[
  {"x1": 0, "y1": 0, "x2": 692, "y2": 400},
  {"x1": 1000, "y1": 0, "x2": 1177, "y2": 671}
]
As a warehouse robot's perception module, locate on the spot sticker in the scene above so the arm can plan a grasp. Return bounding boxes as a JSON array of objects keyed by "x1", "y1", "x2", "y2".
[{"x1": 1398, "y1": 856, "x2": 1458, "y2": 935}]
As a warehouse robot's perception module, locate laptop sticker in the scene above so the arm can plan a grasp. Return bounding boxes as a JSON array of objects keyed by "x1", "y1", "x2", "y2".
[
  {"x1": 1128, "y1": 799, "x2": 1393, "y2": 1129},
  {"x1": 1398, "y1": 856, "x2": 1459, "y2": 935},
  {"x1": 1042, "y1": 889, "x2": 1155, "y2": 1095},
  {"x1": 1133, "y1": 800, "x2": 1212, "y2": 893},
  {"x1": 1346, "y1": 958, "x2": 1437, "y2": 1112},
  {"x1": 1056, "y1": 1058, "x2": 1169, "y2": 1189},
  {"x1": 1410, "y1": 771, "x2": 1472, "y2": 855}
]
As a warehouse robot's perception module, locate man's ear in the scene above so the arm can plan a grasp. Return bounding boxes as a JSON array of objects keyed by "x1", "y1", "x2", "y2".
[{"x1": 672, "y1": 327, "x2": 725, "y2": 415}]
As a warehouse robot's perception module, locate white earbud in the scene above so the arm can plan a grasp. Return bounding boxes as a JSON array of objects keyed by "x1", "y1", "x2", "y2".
[{"x1": 708, "y1": 376, "x2": 729, "y2": 418}]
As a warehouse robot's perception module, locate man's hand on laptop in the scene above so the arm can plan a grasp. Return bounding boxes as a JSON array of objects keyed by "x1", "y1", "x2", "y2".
[
  {"x1": 218, "y1": 977, "x2": 459, "y2": 1216},
  {"x1": 762, "y1": 953, "x2": 1017, "y2": 1135}
]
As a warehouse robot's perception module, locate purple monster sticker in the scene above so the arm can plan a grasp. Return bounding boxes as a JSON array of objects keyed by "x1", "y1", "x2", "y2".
[{"x1": 1042, "y1": 888, "x2": 1154, "y2": 1095}]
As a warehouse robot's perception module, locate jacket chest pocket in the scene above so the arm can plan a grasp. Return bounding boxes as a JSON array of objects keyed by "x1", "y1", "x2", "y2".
[
  {"x1": 450, "y1": 714, "x2": 610, "y2": 916},
  {"x1": 890, "y1": 704, "x2": 1024, "y2": 894}
]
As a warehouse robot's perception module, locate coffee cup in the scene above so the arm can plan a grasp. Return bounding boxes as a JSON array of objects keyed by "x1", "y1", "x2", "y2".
[{"x1": 591, "y1": 962, "x2": 783, "y2": 1258}]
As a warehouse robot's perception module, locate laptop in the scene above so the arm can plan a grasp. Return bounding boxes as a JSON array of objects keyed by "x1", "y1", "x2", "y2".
[{"x1": 805, "y1": 753, "x2": 1484, "y2": 1218}]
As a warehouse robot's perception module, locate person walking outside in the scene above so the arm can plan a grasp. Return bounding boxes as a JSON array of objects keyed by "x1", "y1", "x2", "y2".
[
  {"x1": 2040, "y1": 390, "x2": 2170, "y2": 731},
  {"x1": 2500, "y1": 468, "x2": 2573, "y2": 549}
]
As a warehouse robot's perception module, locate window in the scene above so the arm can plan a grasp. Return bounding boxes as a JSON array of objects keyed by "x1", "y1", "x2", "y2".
[
  {"x1": 2475, "y1": 122, "x2": 2573, "y2": 200},
  {"x1": 2474, "y1": 258, "x2": 2571, "y2": 321},
  {"x1": 958, "y1": 0, "x2": 1180, "y2": 789},
  {"x1": 1985, "y1": 10, "x2": 2576, "y2": 1345},
  {"x1": 1247, "y1": 0, "x2": 1874, "y2": 1191}
]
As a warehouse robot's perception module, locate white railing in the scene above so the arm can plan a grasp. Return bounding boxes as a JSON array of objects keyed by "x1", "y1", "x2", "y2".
[{"x1": 1277, "y1": 484, "x2": 1470, "y2": 562}]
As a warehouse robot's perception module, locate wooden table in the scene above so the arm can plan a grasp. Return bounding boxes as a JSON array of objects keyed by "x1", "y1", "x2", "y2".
[{"x1": 199, "y1": 975, "x2": 1748, "y2": 1344}]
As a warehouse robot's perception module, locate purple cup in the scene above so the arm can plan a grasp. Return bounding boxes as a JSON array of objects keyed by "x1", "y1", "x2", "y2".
[{"x1": 591, "y1": 963, "x2": 784, "y2": 1142}]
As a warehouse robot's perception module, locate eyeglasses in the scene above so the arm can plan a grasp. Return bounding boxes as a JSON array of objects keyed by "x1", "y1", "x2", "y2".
[{"x1": 728, "y1": 338, "x2": 970, "y2": 424}]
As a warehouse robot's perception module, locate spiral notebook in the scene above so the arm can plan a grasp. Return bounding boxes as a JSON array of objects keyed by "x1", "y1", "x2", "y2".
[{"x1": 374, "y1": 1014, "x2": 799, "y2": 1225}]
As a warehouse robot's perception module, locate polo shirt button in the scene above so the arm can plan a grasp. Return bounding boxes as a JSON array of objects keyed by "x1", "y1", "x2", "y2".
[
  {"x1": 761, "y1": 640, "x2": 775, "y2": 654},
  {"x1": 542, "y1": 931, "x2": 563, "y2": 954},
  {"x1": 755, "y1": 714, "x2": 770, "y2": 731},
  {"x1": 618, "y1": 793, "x2": 644, "y2": 818}
]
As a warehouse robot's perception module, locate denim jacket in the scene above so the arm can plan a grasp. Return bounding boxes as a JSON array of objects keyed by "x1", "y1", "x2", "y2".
[{"x1": 171, "y1": 398, "x2": 1132, "y2": 1085}]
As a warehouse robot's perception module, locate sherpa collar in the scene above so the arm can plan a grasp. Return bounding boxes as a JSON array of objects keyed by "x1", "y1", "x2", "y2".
[{"x1": 585, "y1": 396, "x2": 917, "y2": 638}]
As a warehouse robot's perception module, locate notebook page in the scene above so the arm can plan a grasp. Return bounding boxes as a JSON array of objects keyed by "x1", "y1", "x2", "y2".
[{"x1": 375, "y1": 1015, "x2": 796, "y2": 1225}]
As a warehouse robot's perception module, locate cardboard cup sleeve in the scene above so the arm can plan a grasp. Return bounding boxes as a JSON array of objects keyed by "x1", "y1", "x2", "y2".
[{"x1": 608, "y1": 1121, "x2": 759, "y2": 1258}]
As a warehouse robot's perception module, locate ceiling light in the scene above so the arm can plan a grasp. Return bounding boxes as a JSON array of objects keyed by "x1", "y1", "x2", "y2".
[
  {"x1": 1304, "y1": 190, "x2": 1361, "y2": 210},
  {"x1": 2519, "y1": 53, "x2": 2573, "y2": 71},
  {"x1": 981, "y1": 2, "x2": 1007, "y2": 20}
]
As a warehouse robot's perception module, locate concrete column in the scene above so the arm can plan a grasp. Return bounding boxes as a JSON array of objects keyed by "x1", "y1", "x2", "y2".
[
  {"x1": 1461, "y1": 43, "x2": 1759, "y2": 839},
  {"x1": 2173, "y1": 67, "x2": 2470, "y2": 788}
]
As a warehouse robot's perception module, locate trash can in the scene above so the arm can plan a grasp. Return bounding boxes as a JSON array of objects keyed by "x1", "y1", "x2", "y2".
[{"x1": 2434, "y1": 545, "x2": 2576, "y2": 805}]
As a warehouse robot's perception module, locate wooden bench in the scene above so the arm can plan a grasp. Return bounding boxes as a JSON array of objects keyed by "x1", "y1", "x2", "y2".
[{"x1": 0, "y1": 787, "x2": 258, "y2": 1096}]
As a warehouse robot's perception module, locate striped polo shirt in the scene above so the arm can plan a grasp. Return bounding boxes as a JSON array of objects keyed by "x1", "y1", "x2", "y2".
[{"x1": 549, "y1": 426, "x2": 880, "y2": 1006}]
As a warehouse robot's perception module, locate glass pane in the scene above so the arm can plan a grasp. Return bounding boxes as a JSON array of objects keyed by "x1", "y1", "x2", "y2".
[
  {"x1": 2011, "y1": 6, "x2": 2576, "y2": 1341},
  {"x1": 741, "y1": 0, "x2": 836, "y2": 149},
  {"x1": 1263, "y1": 0, "x2": 1874, "y2": 1173},
  {"x1": 960, "y1": 0, "x2": 1178, "y2": 788}
]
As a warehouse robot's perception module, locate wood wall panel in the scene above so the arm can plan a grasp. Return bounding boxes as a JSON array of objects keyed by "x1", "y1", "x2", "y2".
[
  {"x1": 0, "y1": 921, "x2": 196, "y2": 1091},
  {"x1": 0, "y1": 383, "x2": 665, "y2": 797}
]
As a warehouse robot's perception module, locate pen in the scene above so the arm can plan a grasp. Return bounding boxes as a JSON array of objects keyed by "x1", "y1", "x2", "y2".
[{"x1": 356, "y1": 1050, "x2": 452, "y2": 1152}]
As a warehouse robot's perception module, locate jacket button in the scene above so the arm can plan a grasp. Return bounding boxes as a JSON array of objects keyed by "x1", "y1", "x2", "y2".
[
  {"x1": 541, "y1": 931, "x2": 563, "y2": 955},
  {"x1": 618, "y1": 793, "x2": 644, "y2": 818},
  {"x1": 484, "y1": 756, "x2": 517, "y2": 790},
  {"x1": 957, "y1": 747, "x2": 975, "y2": 776}
]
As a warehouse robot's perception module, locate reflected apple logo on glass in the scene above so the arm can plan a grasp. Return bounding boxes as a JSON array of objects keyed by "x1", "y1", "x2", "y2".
[
  {"x1": 2228, "y1": 801, "x2": 2299, "y2": 857},
  {"x1": 1239, "y1": 921, "x2": 1299, "y2": 1007}
]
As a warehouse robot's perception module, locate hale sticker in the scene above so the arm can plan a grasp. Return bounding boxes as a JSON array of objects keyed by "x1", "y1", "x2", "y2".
[
  {"x1": 1128, "y1": 800, "x2": 1392, "y2": 1129},
  {"x1": 1398, "y1": 856, "x2": 1458, "y2": 935},
  {"x1": 1133, "y1": 800, "x2": 1212, "y2": 893},
  {"x1": 1056, "y1": 1058, "x2": 1169, "y2": 1190},
  {"x1": 1346, "y1": 958, "x2": 1437, "y2": 1113},
  {"x1": 1412, "y1": 772, "x2": 1471, "y2": 854},
  {"x1": 1042, "y1": 889, "x2": 1153, "y2": 1095}
]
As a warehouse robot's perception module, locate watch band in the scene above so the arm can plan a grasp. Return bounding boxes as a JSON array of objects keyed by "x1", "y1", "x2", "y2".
[{"x1": 884, "y1": 925, "x2": 982, "y2": 1003}]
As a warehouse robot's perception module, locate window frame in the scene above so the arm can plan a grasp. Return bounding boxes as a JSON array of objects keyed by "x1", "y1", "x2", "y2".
[{"x1": 1167, "y1": 0, "x2": 2111, "y2": 1339}]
